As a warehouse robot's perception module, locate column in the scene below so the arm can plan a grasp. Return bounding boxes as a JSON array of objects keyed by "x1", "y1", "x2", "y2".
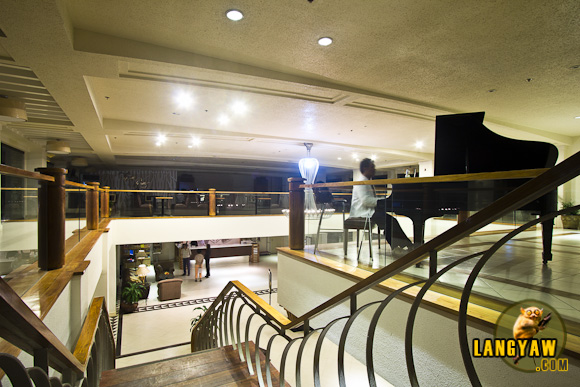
[
  {"x1": 288, "y1": 177, "x2": 305, "y2": 250},
  {"x1": 86, "y1": 182, "x2": 100, "y2": 230},
  {"x1": 36, "y1": 167, "x2": 67, "y2": 270},
  {"x1": 209, "y1": 188, "x2": 216, "y2": 216},
  {"x1": 100, "y1": 186, "x2": 110, "y2": 218}
]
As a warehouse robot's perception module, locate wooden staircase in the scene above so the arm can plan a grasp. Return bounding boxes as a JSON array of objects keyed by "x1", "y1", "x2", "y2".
[{"x1": 100, "y1": 342, "x2": 288, "y2": 387}]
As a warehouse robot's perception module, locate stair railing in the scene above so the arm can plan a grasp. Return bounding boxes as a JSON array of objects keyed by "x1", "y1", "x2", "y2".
[
  {"x1": 0, "y1": 277, "x2": 115, "y2": 386},
  {"x1": 191, "y1": 150, "x2": 580, "y2": 386}
]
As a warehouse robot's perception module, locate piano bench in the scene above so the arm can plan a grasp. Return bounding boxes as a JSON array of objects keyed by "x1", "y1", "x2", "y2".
[{"x1": 343, "y1": 217, "x2": 382, "y2": 258}]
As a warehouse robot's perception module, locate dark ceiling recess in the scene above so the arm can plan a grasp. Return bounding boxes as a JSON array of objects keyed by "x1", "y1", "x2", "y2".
[{"x1": 0, "y1": 28, "x2": 6, "y2": 38}]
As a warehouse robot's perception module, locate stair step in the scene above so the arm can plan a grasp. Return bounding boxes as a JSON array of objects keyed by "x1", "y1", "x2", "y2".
[{"x1": 100, "y1": 342, "x2": 288, "y2": 386}]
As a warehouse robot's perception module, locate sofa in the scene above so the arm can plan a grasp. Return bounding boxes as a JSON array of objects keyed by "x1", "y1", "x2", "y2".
[
  {"x1": 154, "y1": 261, "x2": 175, "y2": 282},
  {"x1": 157, "y1": 278, "x2": 183, "y2": 301}
]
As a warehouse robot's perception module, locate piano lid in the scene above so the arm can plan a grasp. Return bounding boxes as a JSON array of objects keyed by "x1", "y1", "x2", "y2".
[{"x1": 434, "y1": 112, "x2": 558, "y2": 176}]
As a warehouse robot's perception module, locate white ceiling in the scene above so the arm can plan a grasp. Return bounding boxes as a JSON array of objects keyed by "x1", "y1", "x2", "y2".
[{"x1": 0, "y1": 0, "x2": 578, "y2": 171}]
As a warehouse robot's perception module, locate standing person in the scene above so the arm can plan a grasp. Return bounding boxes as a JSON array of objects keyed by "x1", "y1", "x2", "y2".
[
  {"x1": 204, "y1": 243, "x2": 211, "y2": 278},
  {"x1": 175, "y1": 241, "x2": 191, "y2": 276},
  {"x1": 193, "y1": 249, "x2": 204, "y2": 282},
  {"x1": 349, "y1": 158, "x2": 414, "y2": 255}
]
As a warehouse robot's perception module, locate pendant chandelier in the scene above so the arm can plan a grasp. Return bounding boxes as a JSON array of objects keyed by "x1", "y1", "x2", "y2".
[{"x1": 283, "y1": 143, "x2": 335, "y2": 220}]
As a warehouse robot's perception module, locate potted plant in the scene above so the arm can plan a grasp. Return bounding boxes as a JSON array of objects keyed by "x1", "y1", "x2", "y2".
[
  {"x1": 190, "y1": 305, "x2": 208, "y2": 331},
  {"x1": 560, "y1": 201, "x2": 580, "y2": 229},
  {"x1": 121, "y1": 282, "x2": 143, "y2": 314}
]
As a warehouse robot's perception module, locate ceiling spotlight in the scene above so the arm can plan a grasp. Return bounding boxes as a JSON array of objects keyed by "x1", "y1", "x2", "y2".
[
  {"x1": 174, "y1": 91, "x2": 194, "y2": 109},
  {"x1": 318, "y1": 37, "x2": 333, "y2": 46},
  {"x1": 337, "y1": 157, "x2": 342, "y2": 160},
  {"x1": 352, "y1": 153, "x2": 358, "y2": 159},
  {"x1": 415, "y1": 140, "x2": 424, "y2": 149},
  {"x1": 231, "y1": 101, "x2": 248, "y2": 115},
  {"x1": 226, "y1": 9, "x2": 244, "y2": 21},
  {"x1": 218, "y1": 114, "x2": 230, "y2": 125},
  {"x1": 371, "y1": 154, "x2": 376, "y2": 160},
  {"x1": 187, "y1": 145, "x2": 193, "y2": 149},
  {"x1": 191, "y1": 137, "x2": 201, "y2": 147},
  {"x1": 156, "y1": 134, "x2": 166, "y2": 146}
]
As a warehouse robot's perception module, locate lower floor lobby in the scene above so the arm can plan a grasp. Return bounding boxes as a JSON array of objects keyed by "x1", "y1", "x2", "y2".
[{"x1": 115, "y1": 227, "x2": 579, "y2": 385}]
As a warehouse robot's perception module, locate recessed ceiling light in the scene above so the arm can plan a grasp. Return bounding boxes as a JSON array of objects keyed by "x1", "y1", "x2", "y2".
[
  {"x1": 187, "y1": 145, "x2": 193, "y2": 149},
  {"x1": 156, "y1": 134, "x2": 166, "y2": 146},
  {"x1": 226, "y1": 9, "x2": 243, "y2": 21},
  {"x1": 352, "y1": 153, "x2": 358, "y2": 159},
  {"x1": 337, "y1": 157, "x2": 342, "y2": 160},
  {"x1": 318, "y1": 37, "x2": 333, "y2": 46},
  {"x1": 371, "y1": 154, "x2": 376, "y2": 160},
  {"x1": 218, "y1": 114, "x2": 230, "y2": 125},
  {"x1": 575, "y1": 116, "x2": 580, "y2": 119},
  {"x1": 231, "y1": 101, "x2": 248, "y2": 115},
  {"x1": 191, "y1": 137, "x2": 201, "y2": 147},
  {"x1": 174, "y1": 91, "x2": 194, "y2": 109},
  {"x1": 415, "y1": 140, "x2": 424, "y2": 149}
]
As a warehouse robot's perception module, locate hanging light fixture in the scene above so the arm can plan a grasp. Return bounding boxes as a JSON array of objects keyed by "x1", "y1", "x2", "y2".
[
  {"x1": 299, "y1": 143, "x2": 319, "y2": 185},
  {"x1": 283, "y1": 143, "x2": 335, "y2": 220}
]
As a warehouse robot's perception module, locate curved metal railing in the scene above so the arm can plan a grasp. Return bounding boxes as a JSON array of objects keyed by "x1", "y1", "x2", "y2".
[{"x1": 191, "y1": 151, "x2": 580, "y2": 386}]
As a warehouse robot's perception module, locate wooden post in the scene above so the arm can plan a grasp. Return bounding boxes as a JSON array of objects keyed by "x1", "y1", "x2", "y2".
[
  {"x1": 288, "y1": 177, "x2": 305, "y2": 250},
  {"x1": 100, "y1": 186, "x2": 110, "y2": 218},
  {"x1": 36, "y1": 167, "x2": 67, "y2": 271},
  {"x1": 86, "y1": 182, "x2": 100, "y2": 230},
  {"x1": 209, "y1": 188, "x2": 216, "y2": 216}
]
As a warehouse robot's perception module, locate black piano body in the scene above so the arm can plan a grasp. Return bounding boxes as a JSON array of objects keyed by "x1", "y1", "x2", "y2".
[{"x1": 389, "y1": 112, "x2": 558, "y2": 263}]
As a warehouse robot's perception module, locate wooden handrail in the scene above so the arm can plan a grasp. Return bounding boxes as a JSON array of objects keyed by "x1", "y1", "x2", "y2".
[
  {"x1": 107, "y1": 189, "x2": 212, "y2": 193},
  {"x1": 64, "y1": 180, "x2": 97, "y2": 190},
  {"x1": 191, "y1": 280, "x2": 291, "y2": 349},
  {"x1": 303, "y1": 168, "x2": 548, "y2": 189},
  {"x1": 106, "y1": 189, "x2": 289, "y2": 194},
  {"x1": 0, "y1": 277, "x2": 83, "y2": 376},
  {"x1": 0, "y1": 164, "x2": 54, "y2": 182},
  {"x1": 195, "y1": 152, "x2": 580, "y2": 333},
  {"x1": 73, "y1": 297, "x2": 114, "y2": 370}
]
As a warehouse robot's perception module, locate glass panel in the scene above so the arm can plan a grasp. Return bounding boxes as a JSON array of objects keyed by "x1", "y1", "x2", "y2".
[
  {"x1": 0, "y1": 182, "x2": 39, "y2": 279},
  {"x1": 65, "y1": 187, "x2": 87, "y2": 244},
  {"x1": 109, "y1": 190, "x2": 209, "y2": 217}
]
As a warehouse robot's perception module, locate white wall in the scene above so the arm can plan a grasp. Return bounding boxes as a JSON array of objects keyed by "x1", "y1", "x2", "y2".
[{"x1": 277, "y1": 251, "x2": 579, "y2": 387}]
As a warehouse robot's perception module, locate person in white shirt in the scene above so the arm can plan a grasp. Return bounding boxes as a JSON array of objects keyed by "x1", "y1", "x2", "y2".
[
  {"x1": 175, "y1": 241, "x2": 191, "y2": 276},
  {"x1": 349, "y1": 158, "x2": 413, "y2": 254}
]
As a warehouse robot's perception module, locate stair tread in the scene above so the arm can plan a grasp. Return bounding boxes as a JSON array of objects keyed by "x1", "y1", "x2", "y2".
[{"x1": 100, "y1": 342, "x2": 288, "y2": 386}]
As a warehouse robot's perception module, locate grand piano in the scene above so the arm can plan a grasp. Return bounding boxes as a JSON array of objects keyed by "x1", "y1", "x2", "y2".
[{"x1": 389, "y1": 112, "x2": 558, "y2": 263}]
